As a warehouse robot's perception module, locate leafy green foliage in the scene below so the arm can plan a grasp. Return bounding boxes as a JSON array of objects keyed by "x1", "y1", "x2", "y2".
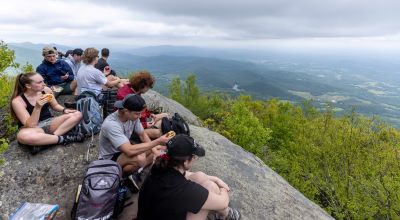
[
  {"x1": 169, "y1": 75, "x2": 400, "y2": 219},
  {"x1": 0, "y1": 41, "x2": 25, "y2": 164},
  {"x1": 0, "y1": 41, "x2": 19, "y2": 73}
]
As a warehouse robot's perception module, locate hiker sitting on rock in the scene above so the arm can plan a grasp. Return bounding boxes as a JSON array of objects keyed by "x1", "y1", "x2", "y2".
[
  {"x1": 94, "y1": 47, "x2": 129, "y2": 88},
  {"x1": 36, "y1": 47, "x2": 77, "y2": 95},
  {"x1": 10, "y1": 72, "x2": 84, "y2": 149},
  {"x1": 137, "y1": 134, "x2": 241, "y2": 220},
  {"x1": 77, "y1": 47, "x2": 127, "y2": 96},
  {"x1": 99, "y1": 94, "x2": 172, "y2": 189},
  {"x1": 116, "y1": 70, "x2": 168, "y2": 139}
]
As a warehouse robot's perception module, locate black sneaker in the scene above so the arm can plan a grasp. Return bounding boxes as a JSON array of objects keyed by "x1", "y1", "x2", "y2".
[
  {"x1": 63, "y1": 132, "x2": 85, "y2": 145},
  {"x1": 124, "y1": 173, "x2": 140, "y2": 193}
]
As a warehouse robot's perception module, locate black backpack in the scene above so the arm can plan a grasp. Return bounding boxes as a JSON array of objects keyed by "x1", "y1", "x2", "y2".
[{"x1": 161, "y1": 113, "x2": 190, "y2": 136}]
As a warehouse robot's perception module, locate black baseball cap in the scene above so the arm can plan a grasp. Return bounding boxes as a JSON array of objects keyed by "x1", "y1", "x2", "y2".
[
  {"x1": 167, "y1": 134, "x2": 205, "y2": 158},
  {"x1": 114, "y1": 94, "x2": 146, "y2": 111}
]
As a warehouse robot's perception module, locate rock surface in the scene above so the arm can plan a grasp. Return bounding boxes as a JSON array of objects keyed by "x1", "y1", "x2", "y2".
[{"x1": 0, "y1": 91, "x2": 332, "y2": 220}]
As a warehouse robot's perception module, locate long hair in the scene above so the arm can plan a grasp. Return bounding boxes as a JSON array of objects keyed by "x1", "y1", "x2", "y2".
[
  {"x1": 129, "y1": 70, "x2": 155, "y2": 92},
  {"x1": 151, "y1": 154, "x2": 193, "y2": 176},
  {"x1": 10, "y1": 72, "x2": 37, "y2": 119}
]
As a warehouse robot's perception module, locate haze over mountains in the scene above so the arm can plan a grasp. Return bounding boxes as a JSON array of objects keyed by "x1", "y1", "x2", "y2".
[{"x1": 8, "y1": 42, "x2": 400, "y2": 127}]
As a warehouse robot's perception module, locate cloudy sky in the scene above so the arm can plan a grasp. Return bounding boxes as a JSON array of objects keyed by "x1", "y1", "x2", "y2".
[{"x1": 1, "y1": 0, "x2": 400, "y2": 50}]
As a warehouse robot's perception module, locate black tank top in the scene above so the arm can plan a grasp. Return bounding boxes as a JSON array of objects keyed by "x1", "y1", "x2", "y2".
[{"x1": 18, "y1": 93, "x2": 52, "y2": 128}]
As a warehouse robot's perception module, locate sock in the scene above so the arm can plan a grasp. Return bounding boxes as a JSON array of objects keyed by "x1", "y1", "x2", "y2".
[
  {"x1": 138, "y1": 167, "x2": 144, "y2": 173},
  {"x1": 57, "y1": 136, "x2": 65, "y2": 144}
]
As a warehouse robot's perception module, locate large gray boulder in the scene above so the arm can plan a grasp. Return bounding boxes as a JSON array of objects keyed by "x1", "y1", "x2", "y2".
[{"x1": 0, "y1": 91, "x2": 332, "y2": 219}]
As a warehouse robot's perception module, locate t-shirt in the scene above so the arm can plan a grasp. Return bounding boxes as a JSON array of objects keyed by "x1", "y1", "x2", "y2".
[
  {"x1": 137, "y1": 168, "x2": 209, "y2": 220},
  {"x1": 64, "y1": 56, "x2": 81, "y2": 77},
  {"x1": 95, "y1": 57, "x2": 116, "y2": 76},
  {"x1": 99, "y1": 111, "x2": 144, "y2": 160},
  {"x1": 76, "y1": 64, "x2": 107, "y2": 96}
]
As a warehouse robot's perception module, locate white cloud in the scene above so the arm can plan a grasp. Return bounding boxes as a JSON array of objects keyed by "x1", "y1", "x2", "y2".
[{"x1": 1, "y1": 0, "x2": 400, "y2": 49}]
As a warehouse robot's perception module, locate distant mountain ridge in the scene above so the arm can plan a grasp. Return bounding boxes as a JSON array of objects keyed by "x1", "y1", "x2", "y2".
[{"x1": 7, "y1": 42, "x2": 400, "y2": 127}]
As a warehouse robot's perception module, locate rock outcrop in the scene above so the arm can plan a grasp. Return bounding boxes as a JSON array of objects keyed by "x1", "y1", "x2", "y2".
[{"x1": 0, "y1": 91, "x2": 332, "y2": 219}]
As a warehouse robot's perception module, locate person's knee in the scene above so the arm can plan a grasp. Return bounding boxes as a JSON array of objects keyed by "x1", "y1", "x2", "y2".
[
  {"x1": 17, "y1": 131, "x2": 40, "y2": 145},
  {"x1": 189, "y1": 171, "x2": 208, "y2": 184},
  {"x1": 72, "y1": 111, "x2": 82, "y2": 122},
  {"x1": 202, "y1": 180, "x2": 221, "y2": 194},
  {"x1": 137, "y1": 153, "x2": 147, "y2": 167}
]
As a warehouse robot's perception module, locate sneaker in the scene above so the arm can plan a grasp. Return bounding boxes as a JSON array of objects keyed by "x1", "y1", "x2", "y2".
[
  {"x1": 124, "y1": 173, "x2": 140, "y2": 193},
  {"x1": 215, "y1": 207, "x2": 241, "y2": 220},
  {"x1": 63, "y1": 132, "x2": 85, "y2": 145}
]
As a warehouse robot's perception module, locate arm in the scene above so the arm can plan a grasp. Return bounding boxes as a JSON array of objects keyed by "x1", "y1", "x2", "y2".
[
  {"x1": 201, "y1": 188, "x2": 229, "y2": 211},
  {"x1": 12, "y1": 97, "x2": 47, "y2": 127},
  {"x1": 119, "y1": 133, "x2": 170, "y2": 157},
  {"x1": 62, "y1": 61, "x2": 74, "y2": 81},
  {"x1": 105, "y1": 77, "x2": 122, "y2": 87}
]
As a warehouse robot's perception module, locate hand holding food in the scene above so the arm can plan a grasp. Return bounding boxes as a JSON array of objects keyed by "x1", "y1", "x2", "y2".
[
  {"x1": 42, "y1": 93, "x2": 55, "y2": 102},
  {"x1": 166, "y1": 131, "x2": 176, "y2": 138}
]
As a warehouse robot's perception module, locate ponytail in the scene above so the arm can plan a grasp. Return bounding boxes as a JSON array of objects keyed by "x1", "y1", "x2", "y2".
[{"x1": 10, "y1": 72, "x2": 37, "y2": 119}]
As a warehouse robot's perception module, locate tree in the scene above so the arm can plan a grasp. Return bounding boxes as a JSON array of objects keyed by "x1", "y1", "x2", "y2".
[{"x1": 0, "y1": 41, "x2": 19, "y2": 75}]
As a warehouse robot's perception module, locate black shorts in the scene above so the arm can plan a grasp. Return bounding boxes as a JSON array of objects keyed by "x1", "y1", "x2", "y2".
[{"x1": 111, "y1": 152, "x2": 122, "y2": 161}]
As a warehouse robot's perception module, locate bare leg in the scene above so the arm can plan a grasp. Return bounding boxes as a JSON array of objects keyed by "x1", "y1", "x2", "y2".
[
  {"x1": 144, "y1": 128, "x2": 162, "y2": 139},
  {"x1": 17, "y1": 128, "x2": 59, "y2": 146},
  {"x1": 70, "y1": 80, "x2": 77, "y2": 93},
  {"x1": 117, "y1": 152, "x2": 147, "y2": 174},
  {"x1": 187, "y1": 172, "x2": 230, "y2": 220},
  {"x1": 154, "y1": 113, "x2": 169, "y2": 122},
  {"x1": 49, "y1": 111, "x2": 82, "y2": 136}
]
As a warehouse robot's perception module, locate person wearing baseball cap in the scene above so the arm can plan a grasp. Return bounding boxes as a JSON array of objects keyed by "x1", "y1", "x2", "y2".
[
  {"x1": 36, "y1": 46, "x2": 77, "y2": 95},
  {"x1": 99, "y1": 94, "x2": 172, "y2": 192},
  {"x1": 137, "y1": 134, "x2": 241, "y2": 220}
]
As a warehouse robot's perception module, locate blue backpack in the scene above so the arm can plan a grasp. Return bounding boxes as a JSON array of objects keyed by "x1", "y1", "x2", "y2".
[{"x1": 75, "y1": 91, "x2": 103, "y2": 137}]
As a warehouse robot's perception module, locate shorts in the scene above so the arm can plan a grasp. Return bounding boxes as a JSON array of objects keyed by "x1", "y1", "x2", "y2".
[
  {"x1": 38, "y1": 117, "x2": 54, "y2": 134},
  {"x1": 111, "y1": 152, "x2": 122, "y2": 162}
]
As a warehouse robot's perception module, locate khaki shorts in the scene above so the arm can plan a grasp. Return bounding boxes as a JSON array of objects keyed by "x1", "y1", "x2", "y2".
[{"x1": 37, "y1": 117, "x2": 54, "y2": 134}]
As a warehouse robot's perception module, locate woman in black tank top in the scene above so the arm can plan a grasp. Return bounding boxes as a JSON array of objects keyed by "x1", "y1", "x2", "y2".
[{"x1": 10, "y1": 72, "x2": 84, "y2": 148}]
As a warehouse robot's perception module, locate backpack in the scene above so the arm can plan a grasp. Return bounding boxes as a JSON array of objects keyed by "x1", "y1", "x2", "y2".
[
  {"x1": 75, "y1": 91, "x2": 103, "y2": 137},
  {"x1": 161, "y1": 113, "x2": 190, "y2": 136},
  {"x1": 71, "y1": 160, "x2": 125, "y2": 220}
]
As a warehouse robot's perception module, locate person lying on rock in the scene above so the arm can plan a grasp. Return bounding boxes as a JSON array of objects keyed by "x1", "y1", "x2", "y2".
[
  {"x1": 10, "y1": 72, "x2": 84, "y2": 150},
  {"x1": 116, "y1": 70, "x2": 168, "y2": 139},
  {"x1": 137, "y1": 134, "x2": 241, "y2": 220},
  {"x1": 98, "y1": 94, "x2": 171, "y2": 191}
]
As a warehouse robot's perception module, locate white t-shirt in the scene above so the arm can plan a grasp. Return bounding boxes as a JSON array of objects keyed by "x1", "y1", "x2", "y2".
[{"x1": 77, "y1": 64, "x2": 107, "y2": 96}]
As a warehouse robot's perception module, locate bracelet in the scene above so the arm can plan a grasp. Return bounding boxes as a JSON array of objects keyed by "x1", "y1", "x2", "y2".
[{"x1": 62, "y1": 108, "x2": 66, "y2": 113}]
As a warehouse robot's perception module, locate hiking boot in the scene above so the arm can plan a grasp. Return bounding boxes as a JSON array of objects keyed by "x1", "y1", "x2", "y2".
[
  {"x1": 215, "y1": 207, "x2": 241, "y2": 220},
  {"x1": 124, "y1": 173, "x2": 140, "y2": 193},
  {"x1": 63, "y1": 132, "x2": 85, "y2": 145}
]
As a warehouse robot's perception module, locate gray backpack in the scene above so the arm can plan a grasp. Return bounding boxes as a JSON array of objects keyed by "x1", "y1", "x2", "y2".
[{"x1": 71, "y1": 160, "x2": 122, "y2": 220}]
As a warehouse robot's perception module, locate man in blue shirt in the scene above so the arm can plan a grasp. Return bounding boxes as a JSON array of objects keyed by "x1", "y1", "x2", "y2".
[{"x1": 36, "y1": 47, "x2": 77, "y2": 95}]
